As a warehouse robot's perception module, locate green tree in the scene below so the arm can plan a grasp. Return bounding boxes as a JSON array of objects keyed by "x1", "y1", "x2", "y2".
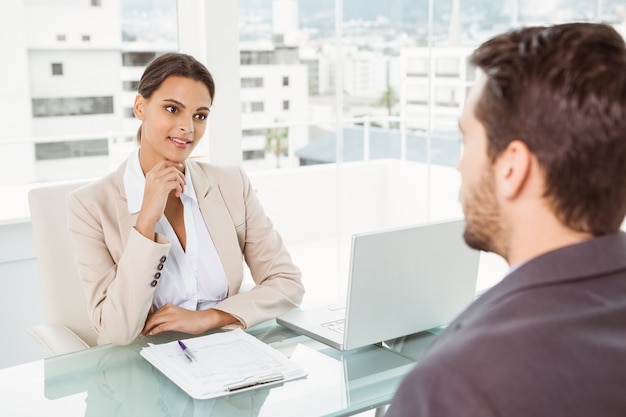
[
  {"x1": 265, "y1": 123, "x2": 289, "y2": 168},
  {"x1": 379, "y1": 86, "x2": 398, "y2": 116}
]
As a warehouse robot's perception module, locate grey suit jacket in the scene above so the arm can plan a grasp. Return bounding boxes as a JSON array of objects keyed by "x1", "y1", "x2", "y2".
[
  {"x1": 386, "y1": 232, "x2": 626, "y2": 417},
  {"x1": 67, "y1": 158, "x2": 304, "y2": 345}
]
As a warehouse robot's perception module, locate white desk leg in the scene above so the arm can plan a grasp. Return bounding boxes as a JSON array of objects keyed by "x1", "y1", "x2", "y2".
[{"x1": 374, "y1": 405, "x2": 388, "y2": 417}]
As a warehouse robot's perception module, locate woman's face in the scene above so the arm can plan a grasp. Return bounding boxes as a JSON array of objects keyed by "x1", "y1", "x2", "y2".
[{"x1": 134, "y1": 75, "x2": 212, "y2": 170}]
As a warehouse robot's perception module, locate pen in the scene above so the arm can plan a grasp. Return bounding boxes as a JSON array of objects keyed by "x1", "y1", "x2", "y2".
[
  {"x1": 177, "y1": 340, "x2": 197, "y2": 363},
  {"x1": 225, "y1": 373, "x2": 284, "y2": 391}
]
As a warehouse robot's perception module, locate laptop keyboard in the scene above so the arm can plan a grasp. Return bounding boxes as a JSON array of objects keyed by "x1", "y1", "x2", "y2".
[{"x1": 321, "y1": 318, "x2": 345, "y2": 334}]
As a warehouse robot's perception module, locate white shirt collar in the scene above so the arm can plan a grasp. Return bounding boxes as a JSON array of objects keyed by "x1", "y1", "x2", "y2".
[{"x1": 123, "y1": 147, "x2": 197, "y2": 214}]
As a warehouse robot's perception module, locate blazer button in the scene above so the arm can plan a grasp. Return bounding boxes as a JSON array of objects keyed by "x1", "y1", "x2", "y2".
[
  {"x1": 150, "y1": 280, "x2": 158, "y2": 287},
  {"x1": 160, "y1": 256, "x2": 167, "y2": 263},
  {"x1": 154, "y1": 272, "x2": 161, "y2": 279},
  {"x1": 157, "y1": 263, "x2": 164, "y2": 270}
]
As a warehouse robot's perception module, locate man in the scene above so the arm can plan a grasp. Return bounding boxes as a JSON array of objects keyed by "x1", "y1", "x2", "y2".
[{"x1": 386, "y1": 23, "x2": 626, "y2": 416}]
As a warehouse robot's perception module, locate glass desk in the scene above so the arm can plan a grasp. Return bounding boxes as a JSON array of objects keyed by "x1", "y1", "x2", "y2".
[{"x1": 0, "y1": 320, "x2": 438, "y2": 417}]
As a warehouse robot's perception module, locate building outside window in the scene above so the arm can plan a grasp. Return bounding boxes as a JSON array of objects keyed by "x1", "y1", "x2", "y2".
[
  {"x1": 241, "y1": 77, "x2": 264, "y2": 88},
  {"x1": 32, "y1": 97, "x2": 114, "y2": 118},
  {"x1": 35, "y1": 139, "x2": 109, "y2": 161},
  {"x1": 435, "y1": 56, "x2": 460, "y2": 77},
  {"x1": 51, "y1": 63, "x2": 63, "y2": 76},
  {"x1": 122, "y1": 80, "x2": 140, "y2": 91},
  {"x1": 122, "y1": 52, "x2": 157, "y2": 67}
]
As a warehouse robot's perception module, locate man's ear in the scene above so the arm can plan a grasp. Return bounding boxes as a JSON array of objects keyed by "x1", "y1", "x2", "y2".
[
  {"x1": 134, "y1": 95, "x2": 145, "y2": 121},
  {"x1": 495, "y1": 140, "x2": 532, "y2": 200}
]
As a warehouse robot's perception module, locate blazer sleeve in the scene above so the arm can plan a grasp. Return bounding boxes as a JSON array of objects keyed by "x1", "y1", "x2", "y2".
[
  {"x1": 210, "y1": 167, "x2": 304, "y2": 327},
  {"x1": 67, "y1": 185, "x2": 171, "y2": 345}
]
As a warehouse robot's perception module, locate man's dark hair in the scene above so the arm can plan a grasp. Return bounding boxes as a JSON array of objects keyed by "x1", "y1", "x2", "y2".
[{"x1": 471, "y1": 23, "x2": 626, "y2": 235}]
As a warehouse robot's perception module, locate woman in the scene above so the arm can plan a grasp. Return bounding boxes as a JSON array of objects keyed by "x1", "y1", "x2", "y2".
[{"x1": 67, "y1": 53, "x2": 304, "y2": 345}]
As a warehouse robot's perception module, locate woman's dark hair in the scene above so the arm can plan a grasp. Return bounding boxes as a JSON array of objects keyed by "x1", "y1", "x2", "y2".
[
  {"x1": 135, "y1": 52, "x2": 215, "y2": 142},
  {"x1": 471, "y1": 23, "x2": 626, "y2": 235}
]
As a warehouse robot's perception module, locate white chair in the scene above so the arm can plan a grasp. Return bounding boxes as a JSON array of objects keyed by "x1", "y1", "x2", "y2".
[{"x1": 28, "y1": 181, "x2": 97, "y2": 356}]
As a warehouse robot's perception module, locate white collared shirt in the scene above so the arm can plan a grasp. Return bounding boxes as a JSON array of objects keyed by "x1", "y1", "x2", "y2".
[{"x1": 123, "y1": 148, "x2": 228, "y2": 311}]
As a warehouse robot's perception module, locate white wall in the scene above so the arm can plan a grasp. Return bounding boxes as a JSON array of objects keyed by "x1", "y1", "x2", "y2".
[
  {"x1": 0, "y1": 221, "x2": 48, "y2": 369},
  {"x1": 25, "y1": 1, "x2": 121, "y2": 47},
  {"x1": 0, "y1": 1, "x2": 35, "y2": 186}
]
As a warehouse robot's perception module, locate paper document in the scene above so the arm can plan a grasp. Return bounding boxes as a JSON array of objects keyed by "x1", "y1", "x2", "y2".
[{"x1": 140, "y1": 329, "x2": 307, "y2": 399}]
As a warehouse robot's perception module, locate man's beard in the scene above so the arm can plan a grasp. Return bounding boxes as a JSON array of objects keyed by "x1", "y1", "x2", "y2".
[{"x1": 461, "y1": 169, "x2": 506, "y2": 257}]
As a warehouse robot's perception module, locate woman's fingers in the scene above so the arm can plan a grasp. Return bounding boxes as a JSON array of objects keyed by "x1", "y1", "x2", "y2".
[
  {"x1": 142, "y1": 304, "x2": 207, "y2": 336},
  {"x1": 138, "y1": 162, "x2": 185, "y2": 224}
]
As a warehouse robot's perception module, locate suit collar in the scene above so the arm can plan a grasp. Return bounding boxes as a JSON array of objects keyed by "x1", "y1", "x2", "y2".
[
  {"x1": 484, "y1": 232, "x2": 626, "y2": 302},
  {"x1": 114, "y1": 157, "x2": 129, "y2": 200},
  {"x1": 186, "y1": 159, "x2": 214, "y2": 199}
]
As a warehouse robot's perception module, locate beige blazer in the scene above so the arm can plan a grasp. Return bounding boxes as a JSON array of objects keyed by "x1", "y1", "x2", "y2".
[{"x1": 67, "y1": 158, "x2": 304, "y2": 345}]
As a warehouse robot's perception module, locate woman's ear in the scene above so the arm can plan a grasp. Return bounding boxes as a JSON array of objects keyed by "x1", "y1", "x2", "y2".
[{"x1": 134, "y1": 95, "x2": 145, "y2": 121}]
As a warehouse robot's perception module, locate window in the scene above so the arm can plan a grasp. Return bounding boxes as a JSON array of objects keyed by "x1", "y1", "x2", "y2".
[
  {"x1": 243, "y1": 150, "x2": 265, "y2": 160},
  {"x1": 32, "y1": 96, "x2": 114, "y2": 117},
  {"x1": 283, "y1": 100, "x2": 290, "y2": 110},
  {"x1": 243, "y1": 128, "x2": 268, "y2": 136},
  {"x1": 240, "y1": 50, "x2": 274, "y2": 65},
  {"x1": 56, "y1": 34, "x2": 66, "y2": 42},
  {"x1": 406, "y1": 85, "x2": 429, "y2": 105},
  {"x1": 241, "y1": 77, "x2": 264, "y2": 88},
  {"x1": 466, "y1": 57, "x2": 477, "y2": 82},
  {"x1": 122, "y1": 52, "x2": 157, "y2": 67},
  {"x1": 123, "y1": 80, "x2": 140, "y2": 91},
  {"x1": 434, "y1": 86, "x2": 458, "y2": 107},
  {"x1": 282, "y1": 76, "x2": 289, "y2": 86},
  {"x1": 242, "y1": 101, "x2": 265, "y2": 113},
  {"x1": 82, "y1": 35, "x2": 91, "y2": 42},
  {"x1": 407, "y1": 57, "x2": 429, "y2": 77},
  {"x1": 91, "y1": 0, "x2": 102, "y2": 6},
  {"x1": 123, "y1": 107, "x2": 135, "y2": 118},
  {"x1": 35, "y1": 139, "x2": 109, "y2": 160},
  {"x1": 435, "y1": 57, "x2": 460, "y2": 77},
  {"x1": 51, "y1": 63, "x2": 63, "y2": 76}
]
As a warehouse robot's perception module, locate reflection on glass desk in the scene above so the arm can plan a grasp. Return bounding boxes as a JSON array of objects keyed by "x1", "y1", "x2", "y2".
[{"x1": 0, "y1": 320, "x2": 438, "y2": 417}]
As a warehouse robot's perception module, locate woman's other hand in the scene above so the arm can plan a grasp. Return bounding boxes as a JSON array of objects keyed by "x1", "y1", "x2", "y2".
[{"x1": 141, "y1": 304, "x2": 239, "y2": 336}]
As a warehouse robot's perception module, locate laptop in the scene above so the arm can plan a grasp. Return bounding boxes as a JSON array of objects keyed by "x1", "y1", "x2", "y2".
[{"x1": 277, "y1": 218, "x2": 480, "y2": 351}]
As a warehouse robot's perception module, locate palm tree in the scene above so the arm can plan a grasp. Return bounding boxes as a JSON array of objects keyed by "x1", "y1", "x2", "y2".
[
  {"x1": 265, "y1": 122, "x2": 289, "y2": 168},
  {"x1": 379, "y1": 86, "x2": 398, "y2": 116}
]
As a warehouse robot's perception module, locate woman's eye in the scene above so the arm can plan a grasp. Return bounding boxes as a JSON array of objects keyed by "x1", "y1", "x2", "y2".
[
  {"x1": 195, "y1": 113, "x2": 208, "y2": 121},
  {"x1": 165, "y1": 105, "x2": 177, "y2": 113}
]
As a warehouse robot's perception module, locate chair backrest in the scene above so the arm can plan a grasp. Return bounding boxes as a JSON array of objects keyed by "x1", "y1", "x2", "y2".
[{"x1": 28, "y1": 181, "x2": 98, "y2": 347}]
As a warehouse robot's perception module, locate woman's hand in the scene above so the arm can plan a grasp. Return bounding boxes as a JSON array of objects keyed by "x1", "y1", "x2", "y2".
[
  {"x1": 135, "y1": 160, "x2": 185, "y2": 240},
  {"x1": 142, "y1": 304, "x2": 239, "y2": 336}
]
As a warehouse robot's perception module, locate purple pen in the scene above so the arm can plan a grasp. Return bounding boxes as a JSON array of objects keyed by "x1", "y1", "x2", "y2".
[{"x1": 177, "y1": 340, "x2": 197, "y2": 362}]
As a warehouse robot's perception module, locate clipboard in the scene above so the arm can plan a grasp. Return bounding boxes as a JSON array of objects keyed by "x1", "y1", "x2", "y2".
[{"x1": 140, "y1": 329, "x2": 308, "y2": 399}]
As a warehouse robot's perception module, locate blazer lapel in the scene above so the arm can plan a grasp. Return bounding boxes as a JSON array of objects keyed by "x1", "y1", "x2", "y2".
[
  {"x1": 113, "y1": 159, "x2": 140, "y2": 248},
  {"x1": 188, "y1": 161, "x2": 243, "y2": 296}
]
